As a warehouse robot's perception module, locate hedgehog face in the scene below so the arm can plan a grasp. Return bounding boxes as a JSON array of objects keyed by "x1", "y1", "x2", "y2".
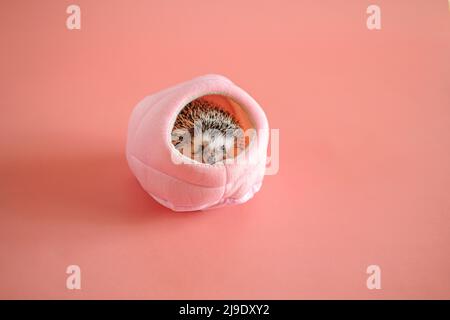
[
  {"x1": 199, "y1": 129, "x2": 230, "y2": 165},
  {"x1": 173, "y1": 126, "x2": 244, "y2": 165},
  {"x1": 172, "y1": 99, "x2": 245, "y2": 165}
]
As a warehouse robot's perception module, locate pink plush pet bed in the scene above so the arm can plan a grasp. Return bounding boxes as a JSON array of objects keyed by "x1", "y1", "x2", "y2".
[{"x1": 126, "y1": 74, "x2": 269, "y2": 211}]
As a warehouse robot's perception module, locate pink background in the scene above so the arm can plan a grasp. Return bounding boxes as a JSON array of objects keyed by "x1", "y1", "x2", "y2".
[{"x1": 1, "y1": 0, "x2": 449, "y2": 299}]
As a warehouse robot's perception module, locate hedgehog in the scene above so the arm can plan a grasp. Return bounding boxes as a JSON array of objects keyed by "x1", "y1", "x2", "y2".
[{"x1": 171, "y1": 98, "x2": 244, "y2": 165}]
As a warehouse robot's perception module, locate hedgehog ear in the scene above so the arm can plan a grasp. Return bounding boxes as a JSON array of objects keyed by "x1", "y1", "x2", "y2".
[{"x1": 171, "y1": 128, "x2": 185, "y2": 146}]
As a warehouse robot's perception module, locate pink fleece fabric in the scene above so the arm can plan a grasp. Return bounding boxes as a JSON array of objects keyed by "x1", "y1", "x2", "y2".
[{"x1": 126, "y1": 74, "x2": 269, "y2": 212}]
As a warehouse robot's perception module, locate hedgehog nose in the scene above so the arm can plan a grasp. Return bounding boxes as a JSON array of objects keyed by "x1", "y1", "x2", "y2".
[{"x1": 206, "y1": 156, "x2": 216, "y2": 165}]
